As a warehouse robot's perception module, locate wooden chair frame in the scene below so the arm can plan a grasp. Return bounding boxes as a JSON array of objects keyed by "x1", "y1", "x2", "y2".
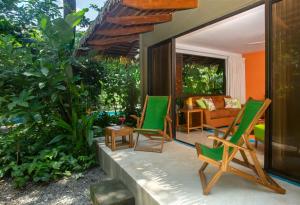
[
  {"x1": 130, "y1": 95, "x2": 172, "y2": 153},
  {"x1": 195, "y1": 98, "x2": 286, "y2": 195}
]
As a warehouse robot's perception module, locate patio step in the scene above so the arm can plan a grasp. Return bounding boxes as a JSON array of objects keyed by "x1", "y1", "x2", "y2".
[{"x1": 90, "y1": 179, "x2": 135, "y2": 205}]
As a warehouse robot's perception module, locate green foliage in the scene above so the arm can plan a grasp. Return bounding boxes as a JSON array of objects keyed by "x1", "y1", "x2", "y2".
[
  {"x1": 0, "y1": 1, "x2": 99, "y2": 187},
  {"x1": 97, "y1": 56, "x2": 141, "y2": 116},
  {"x1": 183, "y1": 64, "x2": 225, "y2": 95},
  {"x1": 1, "y1": 144, "x2": 94, "y2": 187},
  {"x1": 54, "y1": 112, "x2": 98, "y2": 150},
  {"x1": 0, "y1": 0, "x2": 141, "y2": 188},
  {"x1": 77, "y1": 55, "x2": 141, "y2": 124},
  {"x1": 0, "y1": 0, "x2": 61, "y2": 40}
]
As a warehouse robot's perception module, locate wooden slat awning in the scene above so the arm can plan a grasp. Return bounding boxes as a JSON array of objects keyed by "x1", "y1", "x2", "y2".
[{"x1": 77, "y1": 0, "x2": 198, "y2": 58}]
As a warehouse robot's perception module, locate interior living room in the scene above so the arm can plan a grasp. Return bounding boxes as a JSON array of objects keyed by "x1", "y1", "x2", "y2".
[{"x1": 174, "y1": 5, "x2": 266, "y2": 162}]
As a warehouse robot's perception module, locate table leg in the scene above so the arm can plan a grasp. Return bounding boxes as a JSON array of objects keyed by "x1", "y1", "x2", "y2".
[
  {"x1": 187, "y1": 111, "x2": 190, "y2": 134},
  {"x1": 176, "y1": 112, "x2": 179, "y2": 129},
  {"x1": 129, "y1": 132, "x2": 133, "y2": 148},
  {"x1": 105, "y1": 134, "x2": 108, "y2": 147},
  {"x1": 111, "y1": 133, "x2": 116, "y2": 151},
  {"x1": 200, "y1": 111, "x2": 203, "y2": 132},
  {"x1": 122, "y1": 136, "x2": 126, "y2": 144}
]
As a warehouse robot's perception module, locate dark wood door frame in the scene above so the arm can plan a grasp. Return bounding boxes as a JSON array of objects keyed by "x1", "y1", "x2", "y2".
[
  {"x1": 147, "y1": 38, "x2": 177, "y2": 136},
  {"x1": 265, "y1": 0, "x2": 300, "y2": 184},
  {"x1": 264, "y1": 0, "x2": 272, "y2": 175}
]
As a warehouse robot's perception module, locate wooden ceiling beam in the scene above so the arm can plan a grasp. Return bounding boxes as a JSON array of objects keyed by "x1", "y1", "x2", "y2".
[
  {"x1": 87, "y1": 35, "x2": 139, "y2": 46},
  {"x1": 126, "y1": 41, "x2": 139, "y2": 57},
  {"x1": 121, "y1": 0, "x2": 198, "y2": 10},
  {"x1": 95, "y1": 25, "x2": 154, "y2": 37},
  {"x1": 106, "y1": 14, "x2": 172, "y2": 26},
  {"x1": 87, "y1": 45, "x2": 113, "y2": 51}
]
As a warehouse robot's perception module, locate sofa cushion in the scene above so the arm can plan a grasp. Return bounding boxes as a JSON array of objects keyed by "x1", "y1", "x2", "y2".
[
  {"x1": 203, "y1": 98, "x2": 216, "y2": 111},
  {"x1": 196, "y1": 98, "x2": 206, "y2": 109},
  {"x1": 224, "y1": 98, "x2": 241, "y2": 109},
  {"x1": 207, "y1": 117, "x2": 236, "y2": 128},
  {"x1": 191, "y1": 95, "x2": 230, "y2": 109},
  {"x1": 226, "y1": 108, "x2": 240, "y2": 117},
  {"x1": 210, "y1": 109, "x2": 232, "y2": 119},
  {"x1": 210, "y1": 108, "x2": 241, "y2": 119},
  {"x1": 212, "y1": 96, "x2": 226, "y2": 109}
]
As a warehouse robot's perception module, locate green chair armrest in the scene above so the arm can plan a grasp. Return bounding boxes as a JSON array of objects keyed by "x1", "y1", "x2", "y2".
[{"x1": 208, "y1": 136, "x2": 249, "y2": 152}]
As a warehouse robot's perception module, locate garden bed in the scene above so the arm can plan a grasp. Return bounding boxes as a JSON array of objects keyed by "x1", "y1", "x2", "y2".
[{"x1": 0, "y1": 167, "x2": 107, "y2": 205}]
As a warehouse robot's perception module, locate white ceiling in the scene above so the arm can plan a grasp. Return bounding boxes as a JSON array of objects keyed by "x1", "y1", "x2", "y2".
[{"x1": 176, "y1": 5, "x2": 265, "y2": 54}]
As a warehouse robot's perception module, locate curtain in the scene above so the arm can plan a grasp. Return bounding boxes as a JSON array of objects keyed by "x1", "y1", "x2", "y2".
[{"x1": 226, "y1": 55, "x2": 246, "y2": 103}]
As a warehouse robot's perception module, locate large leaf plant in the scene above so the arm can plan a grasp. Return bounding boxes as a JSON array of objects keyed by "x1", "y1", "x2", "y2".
[{"x1": 0, "y1": 5, "x2": 97, "y2": 187}]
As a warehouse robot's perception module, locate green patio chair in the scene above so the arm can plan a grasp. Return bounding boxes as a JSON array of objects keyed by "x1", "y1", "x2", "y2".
[
  {"x1": 131, "y1": 95, "x2": 172, "y2": 153},
  {"x1": 195, "y1": 98, "x2": 286, "y2": 195}
]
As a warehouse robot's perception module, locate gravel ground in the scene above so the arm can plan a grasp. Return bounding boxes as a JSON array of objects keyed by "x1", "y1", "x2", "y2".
[{"x1": 0, "y1": 167, "x2": 108, "y2": 205}]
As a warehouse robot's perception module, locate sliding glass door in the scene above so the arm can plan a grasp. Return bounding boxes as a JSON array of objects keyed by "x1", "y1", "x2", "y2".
[
  {"x1": 147, "y1": 39, "x2": 176, "y2": 134},
  {"x1": 147, "y1": 39, "x2": 175, "y2": 96},
  {"x1": 266, "y1": 0, "x2": 300, "y2": 182}
]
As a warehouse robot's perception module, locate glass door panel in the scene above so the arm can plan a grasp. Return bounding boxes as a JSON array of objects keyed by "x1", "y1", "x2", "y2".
[
  {"x1": 147, "y1": 39, "x2": 176, "y2": 134},
  {"x1": 148, "y1": 40, "x2": 173, "y2": 96},
  {"x1": 269, "y1": 0, "x2": 300, "y2": 181}
]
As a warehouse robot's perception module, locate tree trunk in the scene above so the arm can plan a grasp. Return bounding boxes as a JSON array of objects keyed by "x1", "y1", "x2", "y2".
[
  {"x1": 63, "y1": 0, "x2": 76, "y2": 18},
  {"x1": 63, "y1": 0, "x2": 76, "y2": 46},
  {"x1": 63, "y1": 0, "x2": 76, "y2": 119}
]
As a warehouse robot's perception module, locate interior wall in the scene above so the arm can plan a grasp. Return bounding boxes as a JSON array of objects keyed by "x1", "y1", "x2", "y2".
[
  {"x1": 140, "y1": 0, "x2": 263, "y2": 98},
  {"x1": 243, "y1": 51, "x2": 265, "y2": 100}
]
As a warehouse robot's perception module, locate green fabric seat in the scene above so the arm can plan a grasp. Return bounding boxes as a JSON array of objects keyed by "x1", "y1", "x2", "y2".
[
  {"x1": 254, "y1": 124, "x2": 265, "y2": 142},
  {"x1": 134, "y1": 129, "x2": 162, "y2": 135},
  {"x1": 199, "y1": 100, "x2": 264, "y2": 161},
  {"x1": 141, "y1": 96, "x2": 169, "y2": 131},
  {"x1": 133, "y1": 96, "x2": 171, "y2": 153}
]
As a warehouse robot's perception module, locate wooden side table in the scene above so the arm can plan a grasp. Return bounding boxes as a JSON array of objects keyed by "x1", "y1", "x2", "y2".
[
  {"x1": 178, "y1": 108, "x2": 203, "y2": 134},
  {"x1": 105, "y1": 126, "x2": 134, "y2": 151}
]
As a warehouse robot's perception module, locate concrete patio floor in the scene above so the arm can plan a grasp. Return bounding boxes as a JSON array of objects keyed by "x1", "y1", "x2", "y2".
[
  {"x1": 176, "y1": 129, "x2": 265, "y2": 164},
  {"x1": 97, "y1": 136, "x2": 300, "y2": 205}
]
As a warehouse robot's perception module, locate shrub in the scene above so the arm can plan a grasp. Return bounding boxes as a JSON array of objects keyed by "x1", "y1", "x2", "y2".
[
  {"x1": 0, "y1": 1, "x2": 141, "y2": 188},
  {"x1": 0, "y1": 2, "x2": 97, "y2": 187},
  {"x1": 78, "y1": 56, "x2": 141, "y2": 118}
]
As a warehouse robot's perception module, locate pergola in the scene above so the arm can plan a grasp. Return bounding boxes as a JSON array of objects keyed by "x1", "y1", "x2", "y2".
[{"x1": 78, "y1": 0, "x2": 198, "y2": 58}]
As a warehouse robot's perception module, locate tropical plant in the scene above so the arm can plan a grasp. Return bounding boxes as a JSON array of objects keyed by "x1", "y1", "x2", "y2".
[
  {"x1": 0, "y1": 0, "x2": 141, "y2": 188},
  {"x1": 98, "y1": 56, "x2": 141, "y2": 115},
  {"x1": 78, "y1": 55, "x2": 141, "y2": 118},
  {"x1": 182, "y1": 63, "x2": 225, "y2": 95},
  {"x1": 0, "y1": 0, "x2": 100, "y2": 187}
]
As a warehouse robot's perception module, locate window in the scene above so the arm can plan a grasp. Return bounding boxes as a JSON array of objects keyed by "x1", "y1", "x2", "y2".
[{"x1": 177, "y1": 53, "x2": 226, "y2": 96}]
